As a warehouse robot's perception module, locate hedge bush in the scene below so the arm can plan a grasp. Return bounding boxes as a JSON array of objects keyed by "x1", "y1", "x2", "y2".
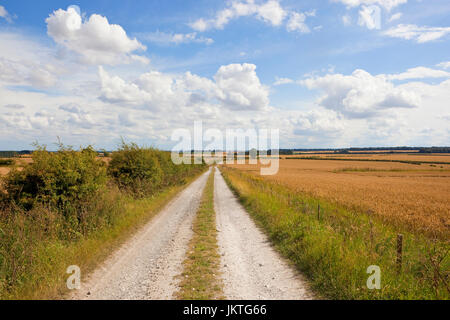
[
  {"x1": 108, "y1": 142, "x2": 206, "y2": 197},
  {"x1": 3, "y1": 145, "x2": 107, "y2": 212}
]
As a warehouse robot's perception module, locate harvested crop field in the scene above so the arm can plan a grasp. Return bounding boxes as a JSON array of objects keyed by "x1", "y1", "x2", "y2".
[{"x1": 226, "y1": 158, "x2": 450, "y2": 239}]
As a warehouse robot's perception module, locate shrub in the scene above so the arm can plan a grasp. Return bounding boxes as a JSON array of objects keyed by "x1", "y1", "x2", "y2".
[
  {"x1": 108, "y1": 143, "x2": 164, "y2": 197},
  {"x1": 3, "y1": 144, "x2": 107, "y2": 212},
  {"x1": 108, "y1": 142, "x2": 207, "y2": 197}
]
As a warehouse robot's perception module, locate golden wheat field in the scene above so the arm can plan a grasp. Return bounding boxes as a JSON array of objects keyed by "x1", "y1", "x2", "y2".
[
  {"x1": 286, "y1": 153, "x2": 450, "y2": 163},
  {"x1": 226, "y1": 157, "x2": 450, "y2": 238}
]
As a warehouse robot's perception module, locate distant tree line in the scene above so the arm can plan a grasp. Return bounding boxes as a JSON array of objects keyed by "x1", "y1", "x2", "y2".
[
  {"x1": 3, "y1": 146, "x2": 449, "y2": 159},
  {"x1": 0, "y1": 150, "x2": 32, "y2": 158},
  {"x1": 418, "y1": 147, "x2": 450, "y2": 153},
  {"x1": 291, "y1": 147, "x2": 450, "y2": 154}
]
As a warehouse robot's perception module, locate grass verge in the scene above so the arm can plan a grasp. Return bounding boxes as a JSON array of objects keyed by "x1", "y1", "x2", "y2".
[
  {"x1": 175, "y1": 167, "x2": 223, "y2": 300},
  {"x1": 0, "y1": 169, "x2": 207, "y2": 300},
  {"x1": 220, "y1": 166, "x2": 449, "y2": 300}
]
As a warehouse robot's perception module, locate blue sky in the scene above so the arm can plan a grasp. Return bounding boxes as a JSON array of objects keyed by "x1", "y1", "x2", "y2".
[{"x1": 0, "y1": 0, "x2": 449, "y2": 150}]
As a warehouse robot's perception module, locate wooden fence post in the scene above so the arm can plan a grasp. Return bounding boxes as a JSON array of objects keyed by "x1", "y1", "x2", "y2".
[
  {"x1": 317, "y1": 203, "x2": 320, "y2": 220},
  {"x1": 397, "y1": 234, "x2": 403, "y2": 273}
]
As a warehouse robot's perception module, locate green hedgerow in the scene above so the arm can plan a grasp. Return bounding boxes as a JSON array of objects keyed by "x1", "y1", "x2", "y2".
[
  {"x1": 108, "y1": 142, "x2": 207, "y2": 197},
  {"x1": 108, "y1": 142, "x2": 164, "y2": 197},
  {"x1": 3, "y1": 144, "x2": 107, "y2": 212}
]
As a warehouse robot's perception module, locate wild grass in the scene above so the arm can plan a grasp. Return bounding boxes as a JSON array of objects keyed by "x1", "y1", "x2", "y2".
[
  {"x1": 220, "y1": 166, "x2": 450, "y2": 300},
  {"x1": 176, "y1": 168, "x2": 223, "y2": 300}
]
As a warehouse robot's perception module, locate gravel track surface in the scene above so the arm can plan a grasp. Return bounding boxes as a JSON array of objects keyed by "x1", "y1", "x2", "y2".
[
  {"x1": 214, "y1": 168, "x2": 314, "y2": 300},
  {"x1": 70, "y1": 169, "x2": 211, "y2": 300},
  {"x1": 69, "y1": 167, "x2": 313, "y2": 300}
]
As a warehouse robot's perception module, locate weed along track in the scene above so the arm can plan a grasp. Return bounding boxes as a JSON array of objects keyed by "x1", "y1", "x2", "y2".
[{"x1": 175, "y1": 167, "x2": 223, "y2": 299}]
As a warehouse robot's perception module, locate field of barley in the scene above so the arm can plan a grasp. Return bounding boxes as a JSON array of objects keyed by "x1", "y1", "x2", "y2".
[{"x1": 227, "y1": 156, "x2": 450, "y2": 239}]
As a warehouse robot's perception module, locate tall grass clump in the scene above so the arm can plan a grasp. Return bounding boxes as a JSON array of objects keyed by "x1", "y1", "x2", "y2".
[{"x1": 220, "y1": 166, "x2": 449, "y2": 300}]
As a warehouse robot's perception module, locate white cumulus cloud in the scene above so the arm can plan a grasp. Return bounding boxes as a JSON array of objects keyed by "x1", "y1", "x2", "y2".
[
  {"x1": 292, "y1": 109, "x2": 345, "y2": 136},
  {"x1": 301, "y1": 69, "x2": 422, "y2": 118},
  {"x1": 286, "y1": 12, "x2": 311, "y2": 33},
  {"x1": 0, "y1": 33, "x2": 61, "y2": 88},
  {"x1": 190, "y1": 0, "x2": 287, "y2": 31},
  {"x1": 256, "y1": 0, "x2": 287, "y2": 26},
  {"x1": 214, "y1": 63, "x2": 270, "y2": 111},
  {"x1": 358, "y1": 5, "x2": 381, "y2": 30},
  {"x1": 385, "y1": 67, "x2": 450, "y2": 80},
  {"x1": 388, "y1": 12, "x2": 402, "y2": 22},
  {"x1": 139, "y1": 31, "x2": 213, "y2": 45},
  {"x1": 46, "y1": 6, "x2": 147, "y2": 65},
  {"x1": 99, "y1": 66, "x2": 155, "y2": 107},
  {"x1": 189, "y1": 1, "x2": 318, "y2": 35},
  {"x1": 0, "y1": 5, "x2": 12, "y2": 23},
  {"x1": 98, "y1": 63, "x2": 270, "y2": 112},
  {"x1": 384, "y1": 24, "x2": 450, "y2": 43},
  {"x1": 333, "y1": 0, "x2": 407, "y2": 11},
  {"x1": 273, "y1": 77, "x2": 294, "y2": 86},
  {"x1": 437, "y1": 61, "x2": 450, "y2": 70}
]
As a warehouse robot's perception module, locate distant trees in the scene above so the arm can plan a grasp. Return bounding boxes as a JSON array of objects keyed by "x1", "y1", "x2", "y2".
[
  {"x1": 418, "y1": 147, "x2": 450, "y2": 153},
  {"x1": 0, "y1": 151, "x2": 32, "y2": 158},
  {"x1": 335, "y1": 149, "x2": 349, "y2": 154}
]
